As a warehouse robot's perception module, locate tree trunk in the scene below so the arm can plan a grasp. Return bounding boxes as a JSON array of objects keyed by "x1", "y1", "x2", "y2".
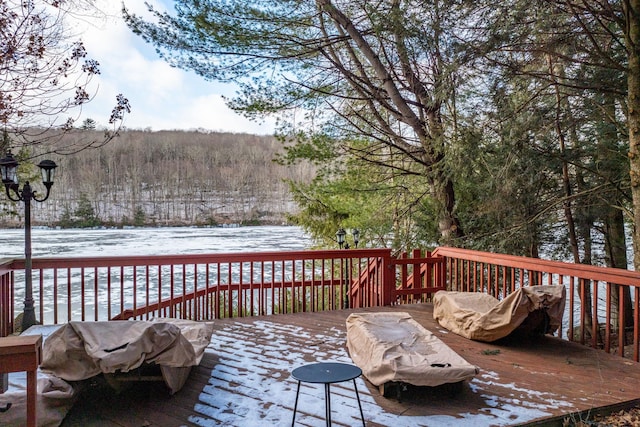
[
  {"x1": 628, "y1": 0, "x2": 640, "y2": 272},
  {"x1": 604, "y1": 208, "x2": 633, "y2": 332},
  {"x1": 598, "y1": 89, "x2": 633, "y2": 333},
  {"x1": 434, "y1": 170, "x2": 464, "y2": 244}
]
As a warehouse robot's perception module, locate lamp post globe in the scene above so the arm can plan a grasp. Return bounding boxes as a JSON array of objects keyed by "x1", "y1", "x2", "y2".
[
  {"x1": 352, "y1": 228, "x2": 360, "y2": 248},
  {"x1": 0, "y1": 152, "x2": 19, "y2": 184},
  {"x1": 37, "y1": 159, "x2": 57, "y2": 188},
  {"x1": 336, "y1": 228, "x2": 346, "y2": 249}
]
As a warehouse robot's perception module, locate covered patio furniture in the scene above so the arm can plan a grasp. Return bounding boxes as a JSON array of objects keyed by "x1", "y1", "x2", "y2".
[
  {"x1": 1, "y1": 326, "x2": 76, "y2": 427},
  {"x1": 346, "y1": 312, "x2": 479, "y2": 397},
  {"x1": 433, "y1": 285, "x2": 566, "y2": 342},
  {"x1": 0, "y1": 370, "x2": 75, "y2": 427},
  {"x1": 40, "y1": 318, "x2": 213, "y2": 395}
]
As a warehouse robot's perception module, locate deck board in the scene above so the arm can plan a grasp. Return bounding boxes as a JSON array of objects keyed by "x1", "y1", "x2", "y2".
[{"x1": 61, "y1": 304, "x2": 640, "y2": 426}]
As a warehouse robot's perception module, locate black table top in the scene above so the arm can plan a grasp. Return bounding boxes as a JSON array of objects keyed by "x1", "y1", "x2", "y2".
[{"x1": 291, "y1": 362, "x2": 362, "y2": 384}]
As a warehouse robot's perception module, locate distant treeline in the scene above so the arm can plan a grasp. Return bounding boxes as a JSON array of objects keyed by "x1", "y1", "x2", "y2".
[{"x1": 0, "y1": 130, "x2": 314, "y2": 227}]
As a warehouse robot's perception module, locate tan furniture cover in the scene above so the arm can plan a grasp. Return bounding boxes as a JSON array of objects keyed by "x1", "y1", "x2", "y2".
[
  {"x1": 40, "y1": 318, "x2": 214, "y2": 394},
  {"x1": 0, "y1": 372, "x2": 75, "y2": 427},
  {"x1": 433, "y1": 285, "x2": 566, "y2": 342},
  {"x1": 346, "y1": 312, "x2": 479, "y2": 387}
]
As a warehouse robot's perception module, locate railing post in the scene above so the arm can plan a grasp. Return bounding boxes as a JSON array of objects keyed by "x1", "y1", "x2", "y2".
[
  {"x1": 430, "y1": 251, "x2": 446, "y2": 291},
  {"x1": 412, "y1": 249, "x2": 421, "y2": 297},
  {"x1": 1, "y1": 272, "x2": 11, "y2": 337},
  {"x1": 382, "y1": 250, "x2": 395, "y2": 306},
  {"x1": 0, "y1": 262, "x2": 14, "y2": 337}
]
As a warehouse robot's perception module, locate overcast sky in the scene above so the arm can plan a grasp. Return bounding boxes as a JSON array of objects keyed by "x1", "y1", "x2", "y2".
[{"x1": 72, "y1": 1, "x2": 275, "y2": 135}]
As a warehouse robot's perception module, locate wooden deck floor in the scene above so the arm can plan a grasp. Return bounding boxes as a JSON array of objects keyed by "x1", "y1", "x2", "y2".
[{"x1": 60, "y1": 304, "x2": 640, "y2": 427}]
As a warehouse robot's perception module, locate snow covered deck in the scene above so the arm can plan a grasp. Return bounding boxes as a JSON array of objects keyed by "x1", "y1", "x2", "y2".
[{"x1": 60, "y1": 304, "x2": 640, "y2": 426}]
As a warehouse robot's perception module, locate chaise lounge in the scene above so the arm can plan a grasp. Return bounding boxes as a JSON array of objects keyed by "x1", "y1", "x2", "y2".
[{"x1": 346, "y1": 312, "x2": 479, "y2": 398}]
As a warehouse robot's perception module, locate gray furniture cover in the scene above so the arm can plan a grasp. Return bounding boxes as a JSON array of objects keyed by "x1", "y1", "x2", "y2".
[
  {"x1": 433, "y1": 285, "x2": 566, "y2": 342},
  {"x1": 346, "y1": 312, "x2": 479, "y2": 387}
]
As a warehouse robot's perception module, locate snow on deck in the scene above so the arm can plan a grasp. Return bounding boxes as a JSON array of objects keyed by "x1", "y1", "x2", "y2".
[{"x1": 58, "y1": 304, "x2": 640, "y2": 426}]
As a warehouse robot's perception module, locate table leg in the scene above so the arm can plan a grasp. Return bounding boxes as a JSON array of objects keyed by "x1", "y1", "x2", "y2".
[
  {"x1": 353, "y1": 379, "x2": 365, "y2": 426},
  {"x1": 325, "y1": 383, "x2": 331, "y2": 427},
  {"x1": 291, "y1": 380, "x2": 301, "y2": 427},
  {"x1": 27, "y1": 369, "x2": 37, "y2": 427}
]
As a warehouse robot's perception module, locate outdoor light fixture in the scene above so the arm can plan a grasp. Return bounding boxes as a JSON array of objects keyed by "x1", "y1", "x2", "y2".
[
  {"x1": 336, "y1": 228, "x2": 346, "y2": 249},
  {"x1": 0, "y1": 152, "x2": 58, "y2": 331},
  {"x1": 0, "y1": 153, "x2": 18, "y2": 183},
  {"x1": 37, "y1": 159, "x2": 57, "y2": 189},
  {"x1": 335, "y1": 227, "x2": 361, "y2": 249},
  {"x1": 335, "y1": 228, "x2": 363, "y2": 309}
]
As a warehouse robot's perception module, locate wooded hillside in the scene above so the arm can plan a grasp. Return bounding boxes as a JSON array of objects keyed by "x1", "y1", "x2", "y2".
[{"x1": 0, "y1": 130, "x2": 314, "y2": 227}]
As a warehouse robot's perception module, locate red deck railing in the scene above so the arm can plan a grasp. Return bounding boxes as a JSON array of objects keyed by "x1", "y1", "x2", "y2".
[
  {"x1": 432, "y1": 247, "x2": 640, "y2": 360},
  {"x1": 2, "y1": 246, "x2": 640, "y2": 361},
  {"x1": 1, "y1": 249, "x2": 397, "y2": 327},
  {"x1": 0, "y1": 259, "x2": 14, "y2": 337}
]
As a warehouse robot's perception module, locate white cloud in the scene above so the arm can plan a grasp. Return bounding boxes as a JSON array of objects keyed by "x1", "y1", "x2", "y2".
[
  {"x1": 68, "y1": 0, "x2": 275, "y2": 134},
  {"x1": 179, "y1": 94, "x2": 271, "y2": 133}
]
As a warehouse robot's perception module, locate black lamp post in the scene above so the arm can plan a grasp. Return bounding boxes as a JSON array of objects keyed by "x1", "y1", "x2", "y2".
[
  {"x1": 0, "y1": 152, "x2": 58, "y2": 332},
  {"x1": 336, "y1": 228, "x2": 362, "y2": 309}
]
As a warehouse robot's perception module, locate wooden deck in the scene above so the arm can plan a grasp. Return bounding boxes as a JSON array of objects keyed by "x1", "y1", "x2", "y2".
[{"x1": 60, "y1": 304, "x2": 640, "y2": 427}]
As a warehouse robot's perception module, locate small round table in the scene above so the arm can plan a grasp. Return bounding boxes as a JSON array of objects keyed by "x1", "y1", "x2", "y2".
[{"x1": 291, "y1": 362, "x2": 366, "y2": 427}]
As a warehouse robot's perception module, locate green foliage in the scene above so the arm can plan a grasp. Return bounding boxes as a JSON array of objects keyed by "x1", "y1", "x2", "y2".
[
  {"x1": 275, "y1": 132, "x2": 339, "y2": 167},
  {"x1": 286, "y1": 134, "x2": 442, "y2": 252},
  {"x1": 56, "y1": 194, "x2": 102, "y2": 228},
  {"x1": 75, "y1": 195, "x2": 99, "y2": 225},
  {"x1": 123, "y1": 0, "x2": 636, "y2": 263},
  {"x1": 133, "y1": 207, "x2": 146, "y2": 227},
  {"x1": 203, "y1": 216, "x2": 219, "y2": 227},
  {"x1": 81, "y1": 118, "x2": 97, "y2": 130},
  {"x1": 125, "y1": 0, "x2": 467, "y2": 246},
  {"x1": 57, "y1": 208, "x2": 74, "y2": 228}
]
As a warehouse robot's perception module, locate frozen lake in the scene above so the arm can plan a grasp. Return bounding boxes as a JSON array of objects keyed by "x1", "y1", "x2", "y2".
[
  {"x1": 0, "y1": 226, "x2": 593, "y2": 339},
  {"x1": 1, "y1": 226, "x2": 314, "y2": 324},
  {"x1": 0, "y1": 225, "x2": 312, "y2": 258}
]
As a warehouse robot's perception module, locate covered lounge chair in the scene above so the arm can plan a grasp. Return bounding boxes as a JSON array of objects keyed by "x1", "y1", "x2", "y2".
[
  {"x1": 346, "y1": 312, "x2": 479, "y2": 398},
  {"x1": 433, "y1": 285, "x2": 566, "y2": 342}
]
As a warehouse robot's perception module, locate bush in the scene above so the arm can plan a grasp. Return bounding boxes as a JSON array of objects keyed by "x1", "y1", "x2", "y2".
[{"x1": 56, "y1": 194, "x2": 102, "y2": 228}]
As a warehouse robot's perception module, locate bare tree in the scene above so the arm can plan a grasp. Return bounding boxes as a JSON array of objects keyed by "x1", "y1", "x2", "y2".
[{"x1": 0, "y1": 0, "x2": 130, "y2": 156}]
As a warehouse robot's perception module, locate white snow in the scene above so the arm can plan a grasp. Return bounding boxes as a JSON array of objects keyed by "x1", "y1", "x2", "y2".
[{"x1": 189, "y1": 320, "x2": 571, "y2": 426}]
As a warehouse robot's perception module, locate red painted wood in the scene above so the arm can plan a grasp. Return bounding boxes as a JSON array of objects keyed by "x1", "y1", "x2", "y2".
[
  {"x1": 0, "y1": 335, "x2": 42, "y2": 427},
  {"x1": 4, "y1": 246, "x2": 640, "y2": 364}
]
